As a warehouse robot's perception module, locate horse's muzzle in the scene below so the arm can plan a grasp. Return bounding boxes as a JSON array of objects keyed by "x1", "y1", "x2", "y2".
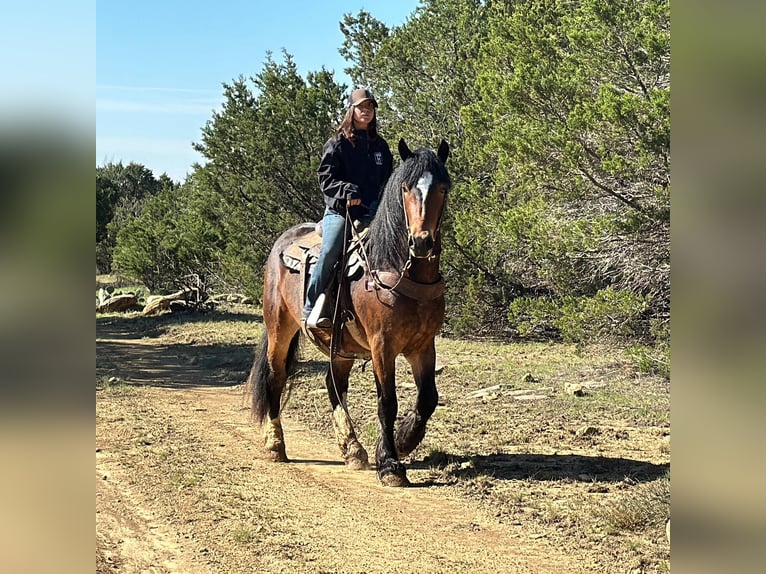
[{"x1": 409, "y1": 230, "x2": 435, "y2": 258}]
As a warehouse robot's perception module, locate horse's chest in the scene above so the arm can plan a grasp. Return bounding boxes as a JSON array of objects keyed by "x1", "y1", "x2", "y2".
[{"x1": 354, "y1": 285, "x2": 443, "y2": 333}]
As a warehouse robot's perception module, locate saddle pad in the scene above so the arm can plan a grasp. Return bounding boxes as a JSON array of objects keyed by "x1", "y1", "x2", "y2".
[{"x1": 280, "y1": 231, "x2": 322, "y2": 271}]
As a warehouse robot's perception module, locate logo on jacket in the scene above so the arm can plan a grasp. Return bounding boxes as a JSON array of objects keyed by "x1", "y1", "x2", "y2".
[{"x1": 374, "y1": 152, "x2": 383, "y2": 165}]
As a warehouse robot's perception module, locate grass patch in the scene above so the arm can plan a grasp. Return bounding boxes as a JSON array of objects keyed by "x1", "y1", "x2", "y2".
[
  {"x1": 231, "y1": 527, "x2": 256, "y2": 544},
  {"x1": 597, "y1": 473, "x2": 670, "y2": 532},
  {"x1": 97, "y1": 375, "x2": 132, "y2": 394},
  {"x1": 169, "y1": 471, "x2": 201, "y2": 490},
  {"x1": 361, "y1": 421, "x2": 377, "y2": 446}
]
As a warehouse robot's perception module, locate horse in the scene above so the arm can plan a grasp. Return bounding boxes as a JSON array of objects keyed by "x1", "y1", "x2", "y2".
[{"x1": 249, "y1": 138, "x2": 451, "y2": 487}]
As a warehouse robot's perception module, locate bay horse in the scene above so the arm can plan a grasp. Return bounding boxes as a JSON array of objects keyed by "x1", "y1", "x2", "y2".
[{"x1": 249, "y1": 138, "x2": 450, "y2": 487}]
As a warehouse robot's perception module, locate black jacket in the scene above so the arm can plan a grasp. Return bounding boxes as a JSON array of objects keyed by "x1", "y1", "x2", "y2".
[{"x1": 317, "y1": 130, "x2": 393, "y2": 220}]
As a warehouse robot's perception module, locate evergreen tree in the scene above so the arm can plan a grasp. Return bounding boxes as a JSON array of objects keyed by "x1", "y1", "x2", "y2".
[
  {"x1": 111, "y1": 171, "x2": 225, "y2": 294},
  {"x1": 464, "y1": 0, "x2": 669, "y2": 343},
  {"x1": 96, "y1": 161, "x2": 170, "y2": 272},
  {"x1": 191, "y1": 52, "x2": 345, "y2": 299}
]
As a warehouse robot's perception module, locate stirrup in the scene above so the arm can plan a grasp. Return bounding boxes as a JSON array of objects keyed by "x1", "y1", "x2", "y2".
[
  {"x1": 306, "y1": 293, "x2": 332, "y2": 329},
  {"x1": 307, "y1": 315, "x2": 332, "y2": 329}
]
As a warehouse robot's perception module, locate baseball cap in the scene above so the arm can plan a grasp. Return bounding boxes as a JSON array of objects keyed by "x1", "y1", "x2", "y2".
[{"x1": 349, "y1": 88, "x2": 378, "y2": 108}]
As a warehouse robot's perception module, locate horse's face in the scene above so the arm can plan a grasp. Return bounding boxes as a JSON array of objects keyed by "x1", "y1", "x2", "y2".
[
  {"x1": 402, "y1": 173, "x2": 449, "y2": 258},
  {"x1": 399, "y1": 139, "x2": 451, "y2": 259}
]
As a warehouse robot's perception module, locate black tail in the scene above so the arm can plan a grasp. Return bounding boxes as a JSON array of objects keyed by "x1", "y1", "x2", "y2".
[{"x1": 249, "y1": 330, "x2": 301, "y2": 425}]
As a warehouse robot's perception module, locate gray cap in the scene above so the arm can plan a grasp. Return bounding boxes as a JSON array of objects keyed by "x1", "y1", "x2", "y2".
[{"x1": 349, "y1": 87, "x2": 378, "y2": 108}]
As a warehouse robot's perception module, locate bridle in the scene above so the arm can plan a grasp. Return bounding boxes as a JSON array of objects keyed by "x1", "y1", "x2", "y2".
[
  {"x1": 400, "y1": 181, "x2": 446, "y2": 260},
  {"x1": 351, "y1": 177, "x2": 447, "y2": 294}
]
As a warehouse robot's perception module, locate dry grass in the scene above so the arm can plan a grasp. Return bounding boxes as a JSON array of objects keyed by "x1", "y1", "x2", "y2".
[{"x1": 598, "y1": 472, "x2": 670, "y2": 532}]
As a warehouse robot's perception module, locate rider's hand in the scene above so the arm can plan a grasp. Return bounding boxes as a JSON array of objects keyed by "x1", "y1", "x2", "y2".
[{"x1": 348, "y1": 198, "x2": 363, "y2": 207}]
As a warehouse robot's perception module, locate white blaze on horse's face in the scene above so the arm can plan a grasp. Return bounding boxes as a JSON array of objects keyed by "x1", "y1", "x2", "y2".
[
  {"x1": 404, "y1": 170, "x2": 443, "y2": 258},
  {"x1": 416, "y1": 171, "x2": 433, "y2": 218}
]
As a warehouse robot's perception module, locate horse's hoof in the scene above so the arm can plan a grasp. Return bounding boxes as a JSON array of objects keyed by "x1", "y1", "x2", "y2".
[
  {"x1": 345, "y1": 442, "x2": 369, "y2": 470},
  {"x1": 379, "y1": 472, "x2": 411, "y2": 487},
  {"x1": 345, "y1": 457, "x2": 369, "y2": 470}
]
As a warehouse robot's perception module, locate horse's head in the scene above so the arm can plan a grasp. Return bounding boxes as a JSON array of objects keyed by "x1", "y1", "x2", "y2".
[{"x1": 397, "y1": 138, "x2": 451, "y2": 259}]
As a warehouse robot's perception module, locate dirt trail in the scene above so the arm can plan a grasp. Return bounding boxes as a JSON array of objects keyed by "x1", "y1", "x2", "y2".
[{"x1": 96, "y1": 324, "x2": 591, "y2": 573}]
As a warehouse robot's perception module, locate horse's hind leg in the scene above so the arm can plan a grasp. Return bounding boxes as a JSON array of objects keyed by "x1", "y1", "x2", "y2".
[
  {"x1": 250, "y1": 325, "x2": 299, "y2": 463},
  {"x1": 396, "y1": 343, "x2": 439, "y2": 458},
  {"x1": 326, "y1": 358, "x2": 369, "y2": 470}
]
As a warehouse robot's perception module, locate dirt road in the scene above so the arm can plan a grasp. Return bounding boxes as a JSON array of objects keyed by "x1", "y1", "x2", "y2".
[
  {"x1": 96, "y1": 311, "x2": 669, "y2": 573},
  {"x1": 98, "y1": 384, "x2": 589, "y2": 574}
]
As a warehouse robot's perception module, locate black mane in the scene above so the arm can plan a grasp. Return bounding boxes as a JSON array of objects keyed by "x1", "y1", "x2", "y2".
[{"x1": 366, "y1": 146, "x2": 451, "y2": 270}]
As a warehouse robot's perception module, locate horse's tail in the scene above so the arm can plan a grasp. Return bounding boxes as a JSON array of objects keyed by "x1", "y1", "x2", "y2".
[{"x1": 249, "y1": 329, "x2": 301, "y2": 425}]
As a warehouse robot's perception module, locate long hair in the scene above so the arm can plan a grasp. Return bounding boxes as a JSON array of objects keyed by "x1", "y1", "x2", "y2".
[
  {"x1": 366, "y1": 147, "x2": 451, "y2": 270},
  {"x1": 336, "y1": 106, "x2": 379, "y2": 144}
]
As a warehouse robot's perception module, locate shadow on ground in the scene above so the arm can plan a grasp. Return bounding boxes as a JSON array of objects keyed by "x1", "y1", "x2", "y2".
[
  {"x1": 97, "y1": 311, "x2": 262, "y2": 388},
  {"x1": 413, "y1": 452, "x2": 668, "y2": 485}
]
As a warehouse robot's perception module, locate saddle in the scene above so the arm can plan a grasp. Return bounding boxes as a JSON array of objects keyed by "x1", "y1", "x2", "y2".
[
  {"x1": 279, "y1": 223, "x2": 370, "y2": 358},
  {"x1": 279, "y1": 223, "x2": 367, "y2": 280}
]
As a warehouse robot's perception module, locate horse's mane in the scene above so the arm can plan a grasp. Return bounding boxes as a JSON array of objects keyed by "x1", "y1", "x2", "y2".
[{"x1": 366, "y1": 147, "x2": 451, "y2": 270}]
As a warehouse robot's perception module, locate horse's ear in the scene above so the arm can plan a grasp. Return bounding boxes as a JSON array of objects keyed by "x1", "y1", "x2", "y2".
[
  {"x1": 398, "y1": 138, "x2": 412, "y2": 161},
  {"x1": 437, "y1": 139, "x2": 450, "y2": 164}
]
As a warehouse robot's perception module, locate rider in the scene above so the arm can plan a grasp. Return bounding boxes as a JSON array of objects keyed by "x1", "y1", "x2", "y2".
[{"x1": 302, "y1": 87, "x2": 393, "y2": 329}]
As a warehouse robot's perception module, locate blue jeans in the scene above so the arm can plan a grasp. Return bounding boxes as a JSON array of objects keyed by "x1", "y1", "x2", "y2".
[{"x1": 303, "y1": 208, "x2": 348, "y2": 318}]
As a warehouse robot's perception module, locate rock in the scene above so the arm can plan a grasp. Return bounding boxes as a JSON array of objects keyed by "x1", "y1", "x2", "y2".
[
  {"x1": 96, "y1": 293, "x2": 140, "y2": 313},
  {"x1": 576, "y1": 425, "x2": 600, "y2": 437},
  {"x1": 564, "y1": 383, "x2": 585, "y2": 396},
  {"x1": 143, "y1": 289, "x2": 189, "y2": 315},
  {"x1": 523, "y1": 372, "x2": 539, "y2": 383},
  {"x1": 209, "y1": 293, "x2": 253, "y2": 305},
  {"x1": 466, "y1": 384, "x2": 503, "y2": 399}
]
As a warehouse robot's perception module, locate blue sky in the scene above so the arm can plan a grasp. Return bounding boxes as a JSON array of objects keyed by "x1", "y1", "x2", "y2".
[
  {"x1": 97, "y1": 1, "x2": 420, "y2": 182},
  {"x1": 1, "y1": 2, "x2": 93, "y2": 124}
]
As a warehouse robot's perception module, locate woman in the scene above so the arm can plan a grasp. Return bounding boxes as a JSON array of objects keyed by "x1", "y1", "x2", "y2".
[{"x1": 303, "y1": 87, "x2": 393, "y2": 329}]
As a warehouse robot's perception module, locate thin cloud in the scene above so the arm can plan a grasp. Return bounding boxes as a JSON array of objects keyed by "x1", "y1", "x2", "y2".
[
  {"x1": 97, "y1": 84, "x2": 223, "y2": 115},
  {"x1": 96, "y1": 98, "x2": 218, "y2": 115},
  {"x1": 97, "y1": 84, "x2": 221, "y2": 94}
]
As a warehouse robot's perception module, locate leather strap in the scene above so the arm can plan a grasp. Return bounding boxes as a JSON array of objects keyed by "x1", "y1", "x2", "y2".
[{"x1": 370, "y1": 271, "x2": 445, "y2": 301}]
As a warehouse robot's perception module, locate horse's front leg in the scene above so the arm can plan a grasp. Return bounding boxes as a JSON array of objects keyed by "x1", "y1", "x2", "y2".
[
  {"x1": 396, "y1": 342, "x2": 438, "y2": 458},
  {"x1": 326, "y1": 357, "x2": 369, "y2": 470},
  {"x1": 372, "y1": 344, "x2": 410, "y2": 486}
]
